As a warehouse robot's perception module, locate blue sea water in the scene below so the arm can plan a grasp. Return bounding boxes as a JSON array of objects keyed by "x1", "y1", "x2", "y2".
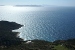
[{"x1": 0, "y1": 6, "x2": 75, "y2": 41}]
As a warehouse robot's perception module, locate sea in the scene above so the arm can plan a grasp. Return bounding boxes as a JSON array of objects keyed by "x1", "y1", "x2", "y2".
[{"x1": 0, "y1": 6, "x2": 75, "y2": 42}]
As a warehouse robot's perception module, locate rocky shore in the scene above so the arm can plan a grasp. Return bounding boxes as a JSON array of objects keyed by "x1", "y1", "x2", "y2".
[{"x1": 0, "y1": 21, "x2": 75, "y2": 50}]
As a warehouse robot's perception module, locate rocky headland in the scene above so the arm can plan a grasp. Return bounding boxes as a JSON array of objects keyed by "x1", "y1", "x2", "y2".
[{"x1": 0, "y1": 20, "x2": 75, "y2": 50}]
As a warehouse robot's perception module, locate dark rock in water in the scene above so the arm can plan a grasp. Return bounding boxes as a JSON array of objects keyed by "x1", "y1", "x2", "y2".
[{"x1": 0, "y1": 21, "x2": 23, "y2": 31}]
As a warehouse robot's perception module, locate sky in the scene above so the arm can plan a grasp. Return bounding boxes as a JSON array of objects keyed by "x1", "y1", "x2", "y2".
[{"x1": 0, "y1": 0, "x2": 75, "y2": 6}]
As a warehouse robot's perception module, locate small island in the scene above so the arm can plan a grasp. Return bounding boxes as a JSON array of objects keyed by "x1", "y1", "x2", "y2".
[
  {"x1": 15, "y1": 5, "x2": 42, "y2": 7},
  {"x1": 0, "y1": 20, "x2": 75, "y2": 50}
]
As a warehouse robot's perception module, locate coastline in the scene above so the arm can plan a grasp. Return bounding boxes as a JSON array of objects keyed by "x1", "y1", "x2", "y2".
[{"x1": 0, "y1": 21, "x2": 75, "y2": 50}]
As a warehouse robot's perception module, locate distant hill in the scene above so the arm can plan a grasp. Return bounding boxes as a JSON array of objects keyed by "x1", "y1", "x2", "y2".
[
  {"x1": 15, "y1": 5, "x2": 42, "y2": 7},
  {"x1": 0, "y1": 5, "x2": 4, "y2": 6}
]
